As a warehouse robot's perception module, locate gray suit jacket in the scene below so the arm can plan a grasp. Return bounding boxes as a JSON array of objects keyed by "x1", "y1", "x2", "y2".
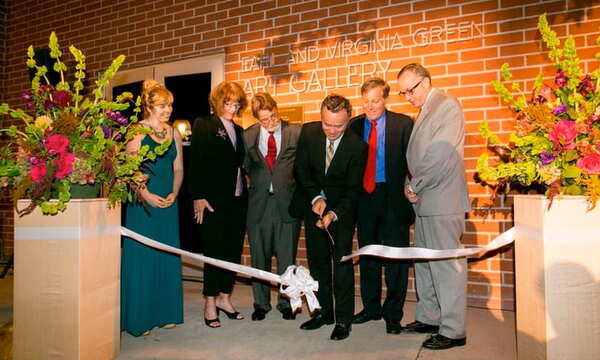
[
  {"x1": 243, "y1": 120, "x2": 301, "y2": 224},
  {"x1": 406, "y1": 88, "x2": 471, "y2": 216}
]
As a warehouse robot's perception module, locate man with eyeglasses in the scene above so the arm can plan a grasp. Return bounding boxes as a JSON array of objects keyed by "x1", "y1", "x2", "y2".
[
  {"x1": 397, "y1": 63, "x2": 471, "y2": 350},
  {"x1": 347, "y1": 78, "x2": 414, "y2": 335},
  {"x1": 242, "y1": 92, "x2": 301, "y2": 322}
]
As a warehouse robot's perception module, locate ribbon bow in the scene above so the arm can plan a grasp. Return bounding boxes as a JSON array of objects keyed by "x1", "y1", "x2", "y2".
[{"x1": 279, "y1": 265, "x2": 320, "y2": 312}]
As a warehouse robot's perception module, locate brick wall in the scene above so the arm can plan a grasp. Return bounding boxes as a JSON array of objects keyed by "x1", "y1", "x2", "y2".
[
  {"x1": 0, "y1": 0, "x2": 8, "y2": 262},
  {"x1": 2, "y1": 0, "x2": 600, "y2": 310}
]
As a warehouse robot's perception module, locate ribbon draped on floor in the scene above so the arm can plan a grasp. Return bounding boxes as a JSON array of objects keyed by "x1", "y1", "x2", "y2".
[
  {"x1": 120, "y1": 227, "x2": 321, "y2": 313},
  {"x1": 341, "y1": 227, "x2": 515, "y2": 262}
]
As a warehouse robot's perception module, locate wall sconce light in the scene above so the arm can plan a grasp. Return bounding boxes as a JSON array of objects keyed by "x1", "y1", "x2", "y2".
[{"x1": 173, "y1": 119, "x2": 192, "y2": 145}]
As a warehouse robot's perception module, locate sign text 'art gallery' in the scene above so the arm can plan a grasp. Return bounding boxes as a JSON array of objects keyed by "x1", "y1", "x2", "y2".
[{"x1": 241, "y1": 21, "x2": 484, "y2": 95}]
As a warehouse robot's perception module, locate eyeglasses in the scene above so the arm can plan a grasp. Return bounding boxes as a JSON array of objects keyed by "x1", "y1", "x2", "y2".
[
  {"x1": 398, "y1": 79, "x2": 423, "y2": 97},
  {"x1": 224, "y1": 101, "x2": 241, "y2": 110}
]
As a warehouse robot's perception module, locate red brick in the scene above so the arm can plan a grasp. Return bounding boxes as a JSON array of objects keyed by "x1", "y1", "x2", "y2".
[
  {"x1": 275, "y1": 14, "x2": 299, "y2": 26},
  {"x1": 302, "y1": 9, "x2": 327, "y2": 21},
  {"x1": 292, "y1": 1, "x2": 318, "y2": 13},
  {"x1": 329, "y1": 3, "x2": 356, "y2": 16},
  {"x1": 266, "y1": 6, "x2": 290, "y2": 18}
]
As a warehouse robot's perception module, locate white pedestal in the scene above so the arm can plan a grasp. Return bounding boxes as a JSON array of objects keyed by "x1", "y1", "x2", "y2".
[
  {"x1": 514, "y1": 195, "x2": 600, "y2": 360},
  {"x1": 13, "y1": 199, "x2": 121, "y2": 360}
]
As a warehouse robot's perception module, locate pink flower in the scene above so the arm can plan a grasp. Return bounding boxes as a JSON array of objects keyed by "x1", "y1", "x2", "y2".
[
  {"x1": 45, "y1": 134, "x2": 69, "y2": 155},
  {"x1": 31, "y1": 163, "x2": 47, "y2": 182},
  {"x1": 576, "y1": 153, "x2": 600, "y2": 174},
  {"x1": 549, "y1": 119, "x2": 578, "y2": 149},
  {"x1": 53, "y1": 152, "x2": 75, "y2": 179}
]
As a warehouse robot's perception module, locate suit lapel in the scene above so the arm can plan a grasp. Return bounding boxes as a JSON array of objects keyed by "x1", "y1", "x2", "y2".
[
  {"x1": 408, "y1": 89, "x2": 438, "y2": 152},
  {"x1": 212, "y1": 115, "x2": 236, "y2": 151},
  {"x1": 316, "y1": 127, "x2": 327, "y2": 174},
  {"x1": 384, "y1": 110, "x2": 395, "y2": 176},
  {"x1": 247, "y1": 124, "x2": 266, "y2": 167},
  {"x1": 326, "y1": 132, "x2": 348, "y2": 175},
  {"x1": 276, "y1": 121, "x2": 289, "y2": 163}
]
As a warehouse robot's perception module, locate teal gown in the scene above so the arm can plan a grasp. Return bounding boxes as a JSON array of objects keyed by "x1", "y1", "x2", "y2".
[{"x1": 121, "y1": 135, "x2": 183, "y2": 336}]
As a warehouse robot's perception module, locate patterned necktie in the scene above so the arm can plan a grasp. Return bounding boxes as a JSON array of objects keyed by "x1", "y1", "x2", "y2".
[
  {"x1": 363, "y1": 120, "x2": 377, "y2": 193},
  {"x1": 265, "y1": 131, "x2": 276, "y2": 170},
  {"x1": 325, "y1": 141, "x2": 334, "y2": 173}
]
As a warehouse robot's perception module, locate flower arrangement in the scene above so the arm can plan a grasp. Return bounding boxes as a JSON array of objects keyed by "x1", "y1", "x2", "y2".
[
  {"x1": 477, "y1": 14, "x2": 600, "y2": 210},
  {"x1": 0, "y1": 33, "x2": 169, "y2": 215}
]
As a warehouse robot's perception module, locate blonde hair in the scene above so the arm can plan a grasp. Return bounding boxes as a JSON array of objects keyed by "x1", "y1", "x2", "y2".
[
  {"x1": 251, "y1": 92, "x2": 278, "y2": 118},
  {"x1": 361, "y1": 77, "x2": 390, "y2": 98},
  {"x1": 141, "y1": 80, "x2": 173, "y2": 118},
  {"x1": 209, "y1": 81, "x2": 247, "y2": 117}
]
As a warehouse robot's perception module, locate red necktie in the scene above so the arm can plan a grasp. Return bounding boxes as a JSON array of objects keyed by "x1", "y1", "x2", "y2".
[
  {"x1": 363, "y1": 120, "x2": 377, "y2": 193},
  {"x1": 265, "y1": 131, "x2": 276, "y2": 170}
]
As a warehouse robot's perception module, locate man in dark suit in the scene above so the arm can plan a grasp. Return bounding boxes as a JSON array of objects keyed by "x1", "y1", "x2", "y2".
[
  {"x1": 348, "y1": 78, "x2": 414, "y2": 335},
  {"x1": 290, "y1": 94, "x2": 367, "y2": 341},
  {"x1": 242, "y1": 92, "x2": 301, "y2": 321}
]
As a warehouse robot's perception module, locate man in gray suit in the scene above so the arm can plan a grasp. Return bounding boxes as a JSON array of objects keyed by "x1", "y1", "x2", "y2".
[
  {"x1": 243, "y1": 92, "x2": 301, "y2": 321},
  {"x1": 397, "y1": 63, "x2": 471, "y2": 350}
]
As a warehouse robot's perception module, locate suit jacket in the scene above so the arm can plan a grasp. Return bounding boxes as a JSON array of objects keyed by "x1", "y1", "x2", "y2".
[
  {"x1": 349, "y1": 109, "x2": 415, "y2": 224},
  {"x1": 290, "y1": 122, "x2": 367, "y2": 225},
  {"x1": 243, "y1": 121, "x2": 301, "y2": 224},
  {"x1": 189, "y1": 115, "x2": 247, "y2": 209},
  {"x1": 406, "y1": 88, "x2": 470, "y2": 216}
]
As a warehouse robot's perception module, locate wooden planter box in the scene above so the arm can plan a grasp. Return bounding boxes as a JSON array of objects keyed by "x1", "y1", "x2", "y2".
[
  {"x1": 13, "y1": 199, "x2": 121, "y2": 360},
  {"x1": 514, "y1": 195, "x2": 600, "y2": 360}
]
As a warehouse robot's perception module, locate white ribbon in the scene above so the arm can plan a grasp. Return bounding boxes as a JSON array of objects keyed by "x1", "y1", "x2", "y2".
[
  {"x1": 120, "y1": 227, "x2": 320, "y2": 312},
  {"x1": 341, "y1": 227, "x2": 515, "y2": 262},
  {"x1": 279, "y1": 265, "x2": 320, "y2": 312}
]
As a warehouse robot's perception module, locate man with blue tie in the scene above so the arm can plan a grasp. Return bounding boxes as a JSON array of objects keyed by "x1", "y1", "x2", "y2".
[
  {"x1": 348, "y1": 78, "x2": 414, "y2": 335},
  {"x1": 290, "y1": 94, "x2": 367, "y2": 341}
]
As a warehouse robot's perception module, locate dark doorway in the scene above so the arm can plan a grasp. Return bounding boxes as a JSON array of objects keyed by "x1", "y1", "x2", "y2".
[{"x1": 164, "y1": 72, "x2": 212, "y2": 254}]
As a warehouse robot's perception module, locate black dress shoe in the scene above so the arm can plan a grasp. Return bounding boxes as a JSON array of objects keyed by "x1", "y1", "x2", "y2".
[
  {"x1": 404, "y1": 320, "x2": 439, "y2": 334},
  {"x1": 422, "y1": 334, "x2": 466, "y2": 350},
  {"x1": 251, "y1": 309, "x2": 267, "y2": 321},
  {"x1": 280, "y1": 308, "x2": 296, "y2": 320},
  {"x1": 330, "y1": 323, "x2": 351, "y2": 341},
  {"x1": 299, "y1": 313, "x2": 334, "y2": 330},
  {"x1": 385, "y1": 319, "x2": 403, "y2": 334},
  {"x1": 352, "y1": 310, "x2": 382, "y2": 324}
]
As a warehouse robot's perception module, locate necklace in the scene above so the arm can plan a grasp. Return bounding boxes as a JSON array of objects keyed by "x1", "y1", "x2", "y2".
[{"x1": 153, "y1": 126, "x2": 167, "y2": 139}]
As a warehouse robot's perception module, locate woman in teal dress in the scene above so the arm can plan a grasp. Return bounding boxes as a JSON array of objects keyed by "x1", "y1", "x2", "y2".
[{"x1": 121, "y1": 80, "x2": 184, "y2": 336}]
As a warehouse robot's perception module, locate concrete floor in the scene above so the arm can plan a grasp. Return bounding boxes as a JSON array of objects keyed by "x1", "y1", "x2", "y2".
[{"x1": 0, "y1": 275, "x2": 516, "y2": 359}]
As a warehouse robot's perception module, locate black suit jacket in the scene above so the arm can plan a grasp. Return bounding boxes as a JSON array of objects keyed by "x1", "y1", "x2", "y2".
[
  {"x1": 189, "y1": 115, "x2": 247, "y2": 209},
  {"x1": 290, "y1": 122, "x2": 367, "y2": 225},
  {"x1": 349, "y1": 109, "x2": 415, "y2": 224}
]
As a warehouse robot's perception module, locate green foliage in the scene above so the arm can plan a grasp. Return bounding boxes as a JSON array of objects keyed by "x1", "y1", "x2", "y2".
[
  {"x1": 0, "y1": 33, "x2": 164, "y2": 216},
  {"x1": 479, "y1": 13, "x2": 600, "y2": 210}
]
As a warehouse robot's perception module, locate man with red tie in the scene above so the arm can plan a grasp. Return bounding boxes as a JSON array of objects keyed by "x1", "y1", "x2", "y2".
[
  {"x1": 242, "y1": 93, "x2": 301, "y2": 321},
  {"x1": 348, "y1": 78, "x2": 414, "y2": 334}
]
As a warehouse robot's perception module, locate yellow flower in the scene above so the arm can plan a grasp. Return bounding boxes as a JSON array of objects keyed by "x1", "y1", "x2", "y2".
[{"x1": 34, "y1": 115, "x2": 53, "y2": 130}]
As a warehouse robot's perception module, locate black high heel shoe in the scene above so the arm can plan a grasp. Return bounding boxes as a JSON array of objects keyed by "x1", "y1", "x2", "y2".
[
  {"x1": 204, "y1": 316, "x2": 220, "y2": 328},
  {"x1": 216, "y1": 306, "x2": 244, "y2": 320}
]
